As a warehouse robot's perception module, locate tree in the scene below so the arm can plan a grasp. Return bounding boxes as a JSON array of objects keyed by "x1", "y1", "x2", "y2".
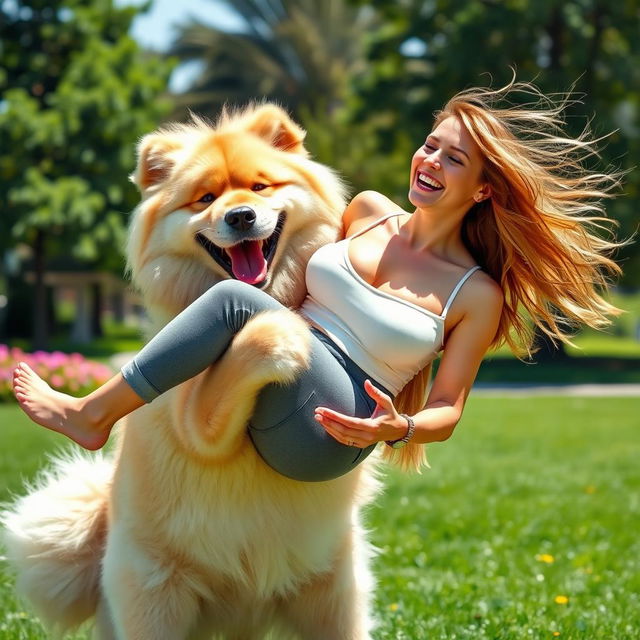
[
  {"x1": 0, "y1": 0, "x2": 174, "y2": 347},
  {"x1": 346, "y1": 0, "x2": 640, "y2": 357},
  {"x1": 170, "y1": 0, "x2": 374, "y2": 121},
  {"x1": 346, "y1": 0, "x2": 640, "y2": 285},
  {"x1": 170, "y1": 1, "x2": 420, "y2": 208}
]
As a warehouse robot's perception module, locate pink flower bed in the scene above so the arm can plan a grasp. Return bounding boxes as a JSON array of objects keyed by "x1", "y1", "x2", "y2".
[{"x1": 0, "y1": 344, "x2": 113, "y2": 402}]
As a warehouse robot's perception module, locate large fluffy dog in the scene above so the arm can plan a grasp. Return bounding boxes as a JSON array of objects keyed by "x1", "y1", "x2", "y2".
[{"x1": 3, "y1": 105, "x2": 382, "y2": 639}]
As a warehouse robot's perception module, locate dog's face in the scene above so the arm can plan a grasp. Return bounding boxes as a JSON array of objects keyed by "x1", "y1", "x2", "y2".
[{"x1": 127, "y1": 104, "x2": 346, "y2": 321}]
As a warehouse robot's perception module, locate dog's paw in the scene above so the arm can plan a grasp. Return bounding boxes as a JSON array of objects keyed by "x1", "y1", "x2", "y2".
[
  {"x1": 232, "y1": 309, "x2": 312, "y2": 385},
  {"x1": 176, "y1": 309, "x2": 313, "y2": 458}
]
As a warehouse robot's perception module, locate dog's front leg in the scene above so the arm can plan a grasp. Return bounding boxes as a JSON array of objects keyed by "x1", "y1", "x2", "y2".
[
  {"x1": 94, "y1": 596, "x2": 118, "y2": 640},
  {"x1": 278, "y1": 523, "x2": 375, "y2": 640},
  {"x1": 102, "y1": 525, "x2": 201, "y2": 640},
  {"x1": 175, "y1": 308, "x2": 312, "y2": 461}
]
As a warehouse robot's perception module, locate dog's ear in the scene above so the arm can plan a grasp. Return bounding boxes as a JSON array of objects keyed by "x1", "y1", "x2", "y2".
[
  {"x1": 243, "y1": 104, "x2": 307, "y2": 155},
  {"x1": 130, "y1": 134, "x2": 181, "y2": 192}
]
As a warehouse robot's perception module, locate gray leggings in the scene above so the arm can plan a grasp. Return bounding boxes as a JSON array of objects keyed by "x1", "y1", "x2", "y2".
[{"x1": 121, "y1": 280, "x2": 390, "y2": 481}]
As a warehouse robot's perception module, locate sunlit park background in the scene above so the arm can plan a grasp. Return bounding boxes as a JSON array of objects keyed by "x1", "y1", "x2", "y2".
[{"x1": 1, "y1": 0, "x2": 639, "y2": 638}]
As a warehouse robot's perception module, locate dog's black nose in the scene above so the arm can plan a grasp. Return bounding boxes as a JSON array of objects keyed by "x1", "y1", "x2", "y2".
[{"x1": 225, "y1": 207, "x2": 256, "y2": 231}]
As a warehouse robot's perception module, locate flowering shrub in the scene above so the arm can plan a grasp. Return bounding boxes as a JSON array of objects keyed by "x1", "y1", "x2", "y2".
[{"x1": 0, "y1": 344, "x2": 113, "y2": 403}]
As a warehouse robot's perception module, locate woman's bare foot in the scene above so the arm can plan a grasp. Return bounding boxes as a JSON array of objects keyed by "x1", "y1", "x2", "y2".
[{"x1": 13, "y1": 362, "x2": 113, "y2": 450}]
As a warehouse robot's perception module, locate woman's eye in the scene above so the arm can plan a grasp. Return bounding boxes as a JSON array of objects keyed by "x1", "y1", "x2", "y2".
[
  {"x1": 199, "y1": 193, "x2": 215, "y2": 203},
  {"x1": 252, "y1": 183, "x2": 268, "y2": 192},
  {"x1": 449, "y1": 156, "x2": 463, "y2": 165},
  {"x1": 424, "y1": 144, "x2": 436, "y2": 151}
]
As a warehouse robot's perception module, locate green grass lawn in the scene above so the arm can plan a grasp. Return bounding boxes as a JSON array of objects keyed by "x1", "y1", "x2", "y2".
[
  {"x1": 370, "y1": 395, "x2": 640, "y2": 639},
  {"x1": 1, "y1": 395, "x2": 638, "y2": 639}
]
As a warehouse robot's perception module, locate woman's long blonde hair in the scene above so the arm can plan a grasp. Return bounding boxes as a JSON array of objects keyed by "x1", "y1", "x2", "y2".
[{"x1": 385, "y1": 78, "x2": 624, "y2": 472}]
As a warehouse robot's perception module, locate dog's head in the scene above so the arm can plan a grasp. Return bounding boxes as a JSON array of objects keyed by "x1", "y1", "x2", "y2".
[{"x1": 127, "y1": 104, "x2": 346, "y2": 321}]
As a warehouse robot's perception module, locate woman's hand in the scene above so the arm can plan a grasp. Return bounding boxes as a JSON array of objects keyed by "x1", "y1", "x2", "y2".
[{"x1": 314, "y1": 379, "x2": 409, "y2": 448}]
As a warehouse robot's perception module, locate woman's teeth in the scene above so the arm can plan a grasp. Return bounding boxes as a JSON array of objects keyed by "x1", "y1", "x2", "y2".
[{"x1": 417, "y1": 172, "x2": 443, "y2": 191}]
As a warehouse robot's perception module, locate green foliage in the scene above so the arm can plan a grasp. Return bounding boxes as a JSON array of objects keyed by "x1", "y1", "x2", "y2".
[
  {"x1": 302, "y1": 105, "x2": 415, "y2": 201},
  {"x1": 0, "y1": 0, "x2": 175, "y2": 269},
  {"x1": 346, "y1": 0, "x2": 640, "y2": 284},
  {"x1": 170, "y1": 0, "x2": 373, "y2": 121},
  {"x1": 169, "y1": 0, "x2": 417, "y2": 211},
  {"x1": 167, "y1": 1, "x2": 640, "y2": 284}
]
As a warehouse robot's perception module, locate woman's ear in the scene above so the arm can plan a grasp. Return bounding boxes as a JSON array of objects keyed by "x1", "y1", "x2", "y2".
[{"x1": 474, "y1": 184, "x2": 492, "y2": 202}]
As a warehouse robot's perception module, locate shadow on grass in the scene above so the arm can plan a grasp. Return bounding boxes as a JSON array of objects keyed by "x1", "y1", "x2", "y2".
[{"x1": 475, "y1": 355, "x2": 640, "y2": 384}]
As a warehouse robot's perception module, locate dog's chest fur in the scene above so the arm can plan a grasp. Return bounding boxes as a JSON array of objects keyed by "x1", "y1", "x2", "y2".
[{"x1": 111, "y1": 403, "x2": 377, "y2": 599}]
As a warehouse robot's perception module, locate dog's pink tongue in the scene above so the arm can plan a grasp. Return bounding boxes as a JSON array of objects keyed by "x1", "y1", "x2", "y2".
[{"x1": 226, "y1": 241, "x2": 267, "y2": 285}]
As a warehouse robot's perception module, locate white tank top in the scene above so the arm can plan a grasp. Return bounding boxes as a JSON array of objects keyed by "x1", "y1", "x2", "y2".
[{"x1": 300, "y1": 213, "x2": 481, "y2": 395}]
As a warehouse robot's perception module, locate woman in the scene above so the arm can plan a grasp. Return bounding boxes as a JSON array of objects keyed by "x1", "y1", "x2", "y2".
[{"x1": 12, "y1": 80, "x2": 622, "y2": 479}]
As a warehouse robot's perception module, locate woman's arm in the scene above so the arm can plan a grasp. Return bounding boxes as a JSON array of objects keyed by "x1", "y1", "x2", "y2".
[
  {"x1": 408, "y1": 275, "x2": 504, "y2": 443},
  {"x1": 315, "y1": 274, "x2": 503, "y2": 447}
]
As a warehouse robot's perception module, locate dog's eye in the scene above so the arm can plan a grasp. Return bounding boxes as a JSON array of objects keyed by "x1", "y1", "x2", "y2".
[
  {"x1": 199, "y1": 193, "x2": 215, "y2": 203},
  {"x1": 252, "y1": 183, "x2": 268, "y2": 192}
]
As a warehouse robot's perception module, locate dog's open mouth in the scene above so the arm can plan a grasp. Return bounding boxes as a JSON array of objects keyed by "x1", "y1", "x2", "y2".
[{"x1": 196, "y1": 213, "x2": 285, "y2": 286}]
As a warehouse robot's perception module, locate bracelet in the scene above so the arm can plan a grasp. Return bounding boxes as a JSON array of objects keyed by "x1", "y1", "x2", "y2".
[{"x1": 385, "y1": 414, "x2": 415, "y2": 449}]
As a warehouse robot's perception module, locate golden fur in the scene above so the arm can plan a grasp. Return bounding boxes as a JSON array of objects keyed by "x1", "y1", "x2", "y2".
[{"x1": 3, "y1": 105, "x2": 382, "y2": 639}]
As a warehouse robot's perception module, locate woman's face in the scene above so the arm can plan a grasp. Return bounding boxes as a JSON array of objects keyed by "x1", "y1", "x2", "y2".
[{"x1": 408, "y1": 115, "x2": 490, "y2": 214}]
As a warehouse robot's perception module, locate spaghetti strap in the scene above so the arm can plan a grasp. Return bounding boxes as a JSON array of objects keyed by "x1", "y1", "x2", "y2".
[
  {"x1": 347, "y1": 212, "x2": 404, "y2": 241},
  {"x1": 441, "y1": 266, "x2": 481, "y2": 318}
]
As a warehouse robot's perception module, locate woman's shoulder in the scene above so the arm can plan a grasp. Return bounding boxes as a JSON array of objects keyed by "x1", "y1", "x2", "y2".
[
  {"x1": 442, "y1": 269, "x2": 503, "y2": 351},
  {"x1": 342, "y1": 191, "x2": 407, "y2": 236},
  {"x1": 458, "y1": 268, "x2": 504, "y2": 322}
]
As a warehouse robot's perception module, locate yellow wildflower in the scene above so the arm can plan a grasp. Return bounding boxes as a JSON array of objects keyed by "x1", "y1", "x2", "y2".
[
  {"x1": 536, "y1": 554, "x2": 555, "y2": 564},
  {"x1": 388, "y1": 603, "x2": 399, "y2": 611},
  {"x1": 555, "y1": 595, "x2": 569, "y2": 605}
]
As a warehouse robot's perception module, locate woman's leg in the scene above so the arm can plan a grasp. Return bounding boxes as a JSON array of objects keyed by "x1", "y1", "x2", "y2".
[
  {"x1": 249, "y1": 332, "x2": 387, "y2": 482},
  {"x1": 120, "y1": 279, "x2": 284, "y2": 402},
  {"x1": 13, "y1": 280, "x2": 285, "y2": 448},
  {"x1": 14, "y1": 278, "x2": 387, "y2": 479},
  {"x1": 12, "y1": 366, "x2": 145, "y2": 450}
]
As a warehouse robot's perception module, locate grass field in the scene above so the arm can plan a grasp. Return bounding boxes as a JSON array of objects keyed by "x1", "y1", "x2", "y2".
[{"x1": 1, "y1": 395, "x2": 638, "y2": 639}]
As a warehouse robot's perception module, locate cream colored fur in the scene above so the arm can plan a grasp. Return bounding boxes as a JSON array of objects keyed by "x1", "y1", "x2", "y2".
[{"x1": 2, "y1": 105, "x2": 382, "y2": 639}]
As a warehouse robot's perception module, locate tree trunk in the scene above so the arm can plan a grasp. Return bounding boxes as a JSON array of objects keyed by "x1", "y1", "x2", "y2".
[
  {"x1": 71, "y1": 285, "x2": 92, "y2": 344},
  {"x1": 584, "y1": 4, "x2": 604, "y2": 101},
  {"x1": 4, "y1": 274, "x2": 33, "y2": 340},
  {"x1": 91, "y1": 281, "x2": 104, "y2": 338},
  {"x1": 32, "y1": 230, "x2": 48, "y2": 349},
  {"x1": 111, "y1": 290, "x2": 125, "y2": 324},
  {"x1": 547, "y1": 5, "x2": 564, "y2": 71}
]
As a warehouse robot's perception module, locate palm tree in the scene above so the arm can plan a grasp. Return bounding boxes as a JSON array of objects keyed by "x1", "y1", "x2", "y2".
[{"x1": 170, "y1": 0, "x2": 374, "y2": 119}]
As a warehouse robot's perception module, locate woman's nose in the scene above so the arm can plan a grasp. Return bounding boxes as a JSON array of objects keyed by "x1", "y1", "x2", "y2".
[{"x1": 426, "y1": 152, "x2": 441, "y2": 170}]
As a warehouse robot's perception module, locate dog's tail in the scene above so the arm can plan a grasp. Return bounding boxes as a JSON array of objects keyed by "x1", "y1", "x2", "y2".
[{"x1": 2, "y1": 451, "x2": 113, "y2": 633}]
